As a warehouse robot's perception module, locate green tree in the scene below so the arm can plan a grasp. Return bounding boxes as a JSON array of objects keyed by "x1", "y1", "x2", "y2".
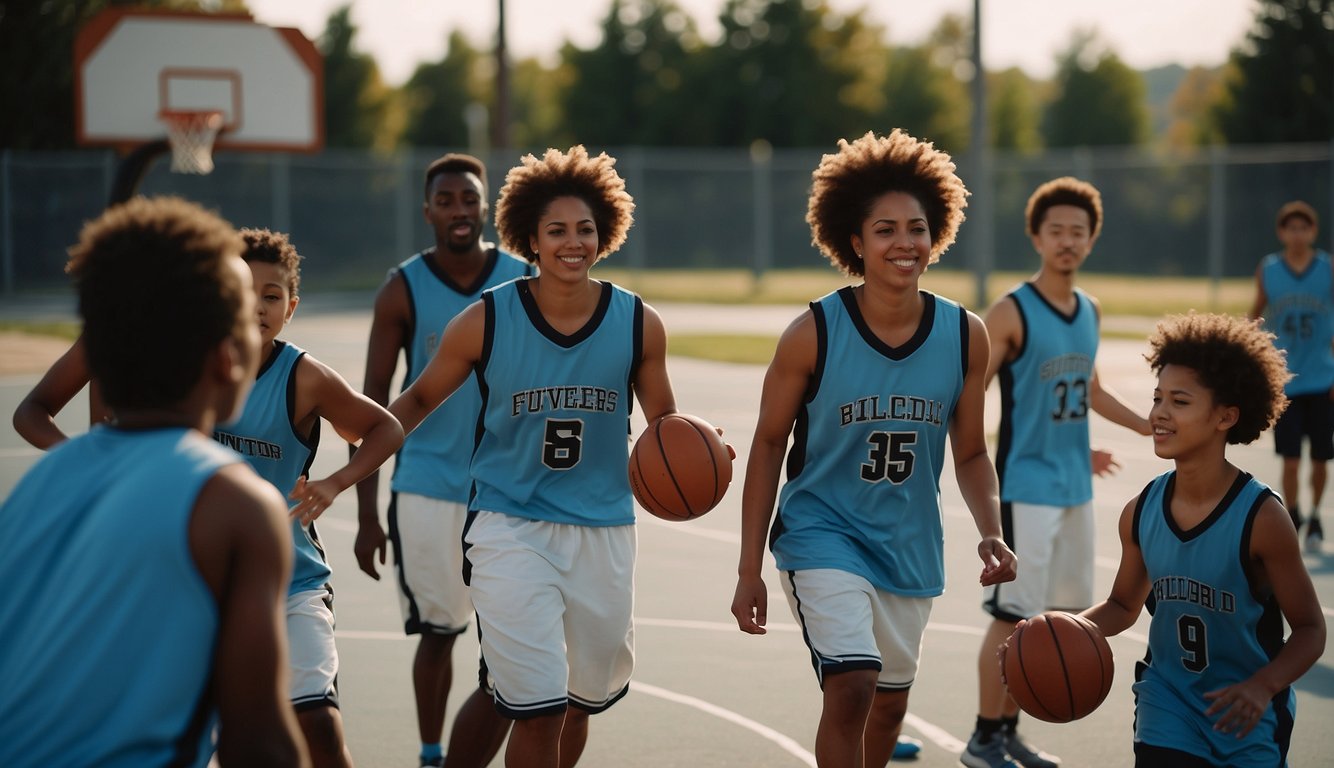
[
  {"x1": 1165, "y1": 66, "x2": 1227, "y2": 148},
  {"x1": 559, "y1": 0, "x2": 703, "y2": 146},
  {"x1": 989, "y1": 67, "x2": 1042, "y2": 152},
  {"x1": 1042, "y1": 30, "x2": 1149, "y2": 147},
  {"x1": 319, "y1": 5, "x2": 394, "y2": 149},
  {"x1": 400, "y1": 31, "x2": 481, "y2": 149},
  {"x1": 699, "y1": 0, "x2": 887, "y2": 147},
  {"x1": 870, "y1": 14, "x2": 971, "y2": 152},
  {"x1": 0, "y1": 0, "x2": 249, "y2": 149},
  {"x1": 1214, "y1": 0, "x2": 1333, "y2": 143}
]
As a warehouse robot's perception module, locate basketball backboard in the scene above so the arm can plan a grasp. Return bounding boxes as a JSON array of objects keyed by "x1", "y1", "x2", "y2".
[{"x1": 75, "y1": 8, "x2": 323, "y2": 153}]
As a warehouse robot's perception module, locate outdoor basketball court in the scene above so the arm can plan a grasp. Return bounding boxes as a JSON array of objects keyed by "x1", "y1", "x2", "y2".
[{"x1": 4, "y1": 300, "x2": 1332, "y2": 767}]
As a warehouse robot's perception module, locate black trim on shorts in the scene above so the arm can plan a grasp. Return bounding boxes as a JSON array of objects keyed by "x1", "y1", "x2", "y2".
[
  {"x1": 495, "y1": 693, "x2": 568, "y2": 721},
  {"x1": 388, "y1": 493, "x2": 465, "y2": 637},
  {"x1": 785, "y1": 570, "x2": 883, "y2": 689},
  {"x1": 1132, "y1": 742, "x2": 1216, "y2": 767},
  {"x1": 983, "y1": 502, "x2": 1025, "y2": 623},
  {"x1": 569, "y1": 682, "x2": 630, "y2": 715}
]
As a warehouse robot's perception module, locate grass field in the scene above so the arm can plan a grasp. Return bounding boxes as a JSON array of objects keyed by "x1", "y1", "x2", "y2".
[
  {"x1": 598, "y1": 267, "x2": 1255, "y2": 316},
  {"x1": 3, "y1": 270, "x2": 1254, "y2": 367}
]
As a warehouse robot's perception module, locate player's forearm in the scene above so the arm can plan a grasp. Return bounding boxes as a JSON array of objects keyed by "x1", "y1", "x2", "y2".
[
  {"x1": 1091, "y1": 386, "x2": 1151, "y2": 435},
  {"x1": 12, "y1": 403, "x2": 70, "y2": 450},
  {"x1": 324, "y1": 420, "x2": 404, "y2": 496},
  {"x1": 1250, "y1": 622, "x2": 1327, "y2": 697},
  {"x1": 955, "y1": 451, "x2": 1003, "y2": 539},
  {"x1": 737, "y1": 438, "x2": 784, "y2": 576},
  {"x1": 1080, "y1": 598, "x2": 1139, "y2": 638}
]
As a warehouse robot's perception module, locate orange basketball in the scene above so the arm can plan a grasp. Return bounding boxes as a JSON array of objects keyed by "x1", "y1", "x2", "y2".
[
  {"x1": 629, "y1": 413, "x2": 732, "y2": 521},
  {"x1": 1002, "y1": 611, "x2": 1114, "y2": 723}
]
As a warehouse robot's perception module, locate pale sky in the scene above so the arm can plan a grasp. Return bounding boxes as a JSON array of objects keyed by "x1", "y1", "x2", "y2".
[{"x1": 245, "y1": 0, "x2": 1261, "y2": 86}]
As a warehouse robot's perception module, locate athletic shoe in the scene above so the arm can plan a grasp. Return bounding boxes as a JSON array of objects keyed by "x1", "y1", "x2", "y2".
[
  {"x1": 420, "y1": 757, "x2": 444, "y2": 768},
  {"x1": 1306, "y1": 517, "x2": 1324, "y2": 554},
  {"x1": 961, "y1": 731, "x2": 1018, "y2": 768},
  {"x1": 890, "y1": 734, "x2": 922, "y2": 761},
  {"x1": 1002, "y1": 729, "x2": 1060, "y2": 767}
]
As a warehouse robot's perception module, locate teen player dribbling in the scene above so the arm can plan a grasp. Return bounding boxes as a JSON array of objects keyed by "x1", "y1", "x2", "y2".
[
  {"x1": 1078, "y1": 313, "x2": 1325, "y2": 767},
  {"x1": 389, "y1": 145, "x2": 678, "y2": 768},
  {"x1": 0, "y1": 197, "x2": 308, "y2": 767},
  {"x1": 730, "y1": 129, "x2": 1017, "y2": 768}
]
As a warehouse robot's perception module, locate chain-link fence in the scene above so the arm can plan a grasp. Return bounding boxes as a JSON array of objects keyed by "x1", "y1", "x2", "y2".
[{"x1": 2, "y1": 142, "x2": 1330, "y2": 295}]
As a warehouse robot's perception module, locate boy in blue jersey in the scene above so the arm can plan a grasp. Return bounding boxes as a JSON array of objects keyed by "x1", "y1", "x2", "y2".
[
  {"x1": 224, "y1": 228, "x2": 405, "y2": 767},
  {"x1": 390, "y1": 145, "x2": 679, "y2": 768},
  {"x1": 0, "y1": 197, "x2": 308, "y2": 767},
  {"x1": 354, "y1": 153, "x2": 532, "y2": 767},
  {"x1": 1248, "y1": 200, "x2": 1334, "y2": 553},
  {"x1": 1079, "y1": 312, "x2": 1325, "y2": 767},
  {"x1": 966, "y1": 177, "x2": 1151, "y2": 768},
  {"x1": 730, "y1": 130, "x2": 1018, "y2": 768}
]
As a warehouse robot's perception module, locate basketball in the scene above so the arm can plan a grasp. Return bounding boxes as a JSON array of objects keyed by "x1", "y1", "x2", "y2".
[
  {"x1": 1002, "y1": 611, "x2": 1114, "y2": 723},
  {"x1": 629, "y1": 413, "x2": 733, "y2": 521}
]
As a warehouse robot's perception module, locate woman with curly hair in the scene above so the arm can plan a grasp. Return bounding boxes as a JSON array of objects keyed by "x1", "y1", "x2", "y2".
[
  {"x1": 390, "y1": 145, "x2": 678, "y2": 768},
  {"x1": 730, "y1": 130, "x2": 1017, "y2": 767},
  {"x1": 1080, "y1": 313, "x2": 1325, "y2": 768}
]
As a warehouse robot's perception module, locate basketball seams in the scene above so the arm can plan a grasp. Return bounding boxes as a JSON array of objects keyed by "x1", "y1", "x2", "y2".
[
  {"x1": 1006, "y1": 611, "x2": 1114, "y2": 723},
  {"x1": 654, "y1": 416, "x2": 699, "y2": 517},
  {"x1": 630, "y1": 421, "x2": 686, "y2": 520},
  {"x1": 679, "y1": 415, "x2": 723, "y2": 507}
]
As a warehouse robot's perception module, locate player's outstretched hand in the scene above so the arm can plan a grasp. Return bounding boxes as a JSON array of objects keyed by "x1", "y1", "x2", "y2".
[
  {"x1": 354, "y1": 519, "x2": 388, "y2": 580},
  {"x1": 1092, "y1": 448, "x2": 1121, "y2": 477},
  {"x1": 289, "y1": 476, "x2": 339, "y2": 524},
  {"x1": 731, "y1": 575, "x2": 769, "y2": 635},
  {"x1": 978, "y1": 536, "x2": 1018, "y2": 586},
  {"x1": 1204, "y1": 678, "x2": 1273, "y2": 738}
]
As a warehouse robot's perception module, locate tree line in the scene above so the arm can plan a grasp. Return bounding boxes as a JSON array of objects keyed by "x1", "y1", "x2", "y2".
[{"x1": 2, "y1": 0, "x2": 1330, "y2": 152}]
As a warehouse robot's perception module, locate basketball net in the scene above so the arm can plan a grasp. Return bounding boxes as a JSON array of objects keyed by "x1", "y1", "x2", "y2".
[{"x1": 159, "y1": 110, "x2": 224, "y2": 174}]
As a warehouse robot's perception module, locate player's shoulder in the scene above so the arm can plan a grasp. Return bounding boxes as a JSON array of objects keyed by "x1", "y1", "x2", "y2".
[{"x1": 197, "y1": 462, "x2": 289, "y2": 534}]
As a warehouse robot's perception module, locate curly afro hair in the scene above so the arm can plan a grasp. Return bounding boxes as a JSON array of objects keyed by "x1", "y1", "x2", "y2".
[
  {"x1": 1146, "y1": 313, "x2": 1291, "y2": 445},
  {"x1": 494, "y1": 146, "x2": 635, "y2": 264},
  {"x1": 239, "y1": 228, "x2": 302, "y2": 295},
  {"x1": 806, "y1": 129, "x2": 968, "y2": 276},
  {"x1": 1025, "y1": 177, "x2": 1103, "y2": 239},
  {"x1": 66, "y1": 196, "x2": 248, "y2": 412}
]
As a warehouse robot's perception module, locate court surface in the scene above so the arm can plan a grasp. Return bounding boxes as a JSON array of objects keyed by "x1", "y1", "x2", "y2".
[{"x1": 3, "y1": 296, "x2": 1332, "y2": 767}]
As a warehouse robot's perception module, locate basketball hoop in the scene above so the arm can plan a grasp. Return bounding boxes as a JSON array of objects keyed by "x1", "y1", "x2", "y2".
[{"x1": 159, "y1": 110, "x2": 224, "y2": 174}]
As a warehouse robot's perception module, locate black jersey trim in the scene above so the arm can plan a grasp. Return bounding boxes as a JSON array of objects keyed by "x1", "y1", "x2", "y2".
[
  {"x1": 837, "y1": 286, "x2": 935, "y2": 361},
  {"x1": 282, "y1": 348, "x2": 321, "y2": 462},
  {"x1": 421, "y1": 246, "x2": 504, "y2": 296},
  {"x1": 957, "y1": 304, "x2": 969, "y2": 379},
  {"x1": 393, "y1": 267, "x2": 418, "y2": 376},
  {"x1": 628, "y1": 296, "x2": 644, "y2": 418},
  {"x1": 1162, "y1": 469, "x2": 1250, "y2": 543},
  {"x1": 515, "y1": 278, "x2": 613, "y2": 348},
  {"x1": 1023, "y1": 281, "x2": 1084, "y2": 325}
]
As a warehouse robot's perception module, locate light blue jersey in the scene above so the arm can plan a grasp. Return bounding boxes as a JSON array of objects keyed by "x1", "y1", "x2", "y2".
[
  {"x1": 214, "y1": 340, "x2": 327, "y2": 595},
  {"x1": 995, "y1": 283, "x2": 1099, "y2": 506},
  {"x1": 392, "y1": 248, "x2": 533, "y2": 502},
  {"x1": 1132, "y1": 470, "x2": 1294, "y2": 766},
  {"x1": 771, "y1": 288, "x2": 966, "y2": 596},
  {"x1": 0, "y1": 427, "x2": 238, "y2": 768},
  {"x1": 471, "y1": 278, "x2": 641, "y2": 526},
  {"x1": 1261, "y1": 250, "x2": 1334, "y2": 396}
]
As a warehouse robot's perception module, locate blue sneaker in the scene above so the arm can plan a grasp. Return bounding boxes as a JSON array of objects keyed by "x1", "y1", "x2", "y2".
[{"x1": 891, "y1": 734, "x2": 922, "y2": 760}]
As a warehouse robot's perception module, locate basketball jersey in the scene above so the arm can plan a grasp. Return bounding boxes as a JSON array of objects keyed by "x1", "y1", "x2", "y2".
[
  {"x1": 1132, "y1": 470, "x2": 1294, "y2": 761},
  {"x1": 0, "y1": 427, "x2": 238, "y2": 768},
  {"x1": 214, "y1": 340, "x2": 327, "y2": 595},
  {"x1": 471, "y1": 278, "x2": 642, "y2": 526},
  {"x1": 1261, "y1": 250, "x2": 1334, "y2": 395},
  {"x1": 771, "y1": 288, "x2": 966, "y2": 596},
  {"x1": 995, "y1": 283, "x2": 1099, "y2": 506},
  {"x1": 392, "y1": 248, "x2": 534, "y2": 503}
]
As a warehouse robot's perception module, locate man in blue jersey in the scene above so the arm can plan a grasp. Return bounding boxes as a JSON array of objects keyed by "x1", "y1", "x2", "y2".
[
  {"x1": 1081, "y1": 312, "x2": 1325, "y2": 767},
  {"x1": 731, "y1": 130, "x2": 1018, "y2": 768},
  {"x1": 390, "y1": 145, "x2": 679, "y2": 767},
  {"x1": 354, "y1": 153, "x2": 532, "y2": 767},
  {"x1": 222, "y1": 228, "x2": 404, "y2": 767},
  {"x1": 965, "y1": 178, "x2": 1150, "y2": 768},
  {"x1": 0, "y1": 196, "x2": 308, "y2": 767},
  {"x1": 1248, "y1": 200, "x2": 1334, "y2": 553}
]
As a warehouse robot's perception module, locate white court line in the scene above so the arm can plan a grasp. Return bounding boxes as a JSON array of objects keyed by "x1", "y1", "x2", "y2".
[{"x1": 633, "y1": 681, "x2": 816, "y2": 766}]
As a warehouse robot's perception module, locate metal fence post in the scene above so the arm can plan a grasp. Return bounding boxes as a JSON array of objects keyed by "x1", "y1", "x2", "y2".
[
  {"x1": 1207, "y1": 145, "x2": 1226, "y2": 308},
  {"x1": 751, "y1": 140, "x2": 773, "y2": 285}
]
